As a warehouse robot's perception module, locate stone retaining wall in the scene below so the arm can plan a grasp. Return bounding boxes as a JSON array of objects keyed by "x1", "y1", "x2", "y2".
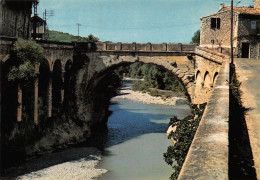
[{"x1": 178, "y1": 60, "x2": 230, "y2": 179}]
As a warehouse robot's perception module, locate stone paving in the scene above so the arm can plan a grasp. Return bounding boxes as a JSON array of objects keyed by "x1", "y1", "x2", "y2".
[{"x1": 235, "y1": 58, "x2": 260, "y2": 179}]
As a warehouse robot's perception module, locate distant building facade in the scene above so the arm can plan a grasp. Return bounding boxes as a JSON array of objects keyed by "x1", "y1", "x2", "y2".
[
  {"x1": 200, "y1": 0, "x2": 260, "y2": 59},
  {"x1": 0, "y1": 0, "x2": 35, "y2": 39}
]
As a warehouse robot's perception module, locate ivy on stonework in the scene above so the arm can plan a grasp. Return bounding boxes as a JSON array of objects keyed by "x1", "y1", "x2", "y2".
[{"x1": 164, "y1": 103, "x2": 207, "y2": 180}]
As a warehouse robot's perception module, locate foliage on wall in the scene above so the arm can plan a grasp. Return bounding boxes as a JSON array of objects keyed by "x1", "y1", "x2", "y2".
[{"x1": 8, "y1": 38, "x2": 44, "y2": 83}]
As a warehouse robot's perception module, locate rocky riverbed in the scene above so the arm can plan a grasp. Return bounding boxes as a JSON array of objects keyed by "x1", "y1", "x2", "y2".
[
  {"x1": 2, "y1": 147, "x2": 107, "y2": 180},
  {"x1": 113, "y1": 86, "x2": 188, "y2": 106}
]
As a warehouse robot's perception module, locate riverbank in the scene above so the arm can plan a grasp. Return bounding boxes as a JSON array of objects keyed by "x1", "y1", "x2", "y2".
[
  {"x1": 112, "y1": 86, "x2": 188, "y2": 106},
  {"x1": 2, "y1": 147, "x2": 107, "y2": 180}
]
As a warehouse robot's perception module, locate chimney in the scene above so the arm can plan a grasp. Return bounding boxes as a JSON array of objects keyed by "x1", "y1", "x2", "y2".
[
  {"x1": 220, "y1": 3, "x2": 225, "y2": 10},
  {"x1": 254, "y1": 0, "x2": 260, "y2": 8}
]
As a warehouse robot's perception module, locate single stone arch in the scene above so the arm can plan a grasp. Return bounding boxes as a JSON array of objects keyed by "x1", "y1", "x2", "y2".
[
  {"x1": 87, "y1": 54, "x2": 195, "y2": 101},
  {"x1": 1, "y1": 58, "x2": 18, "y2": 124},
  {"x1": 64, "y1": 59, "x2": 73, "y2": 105},
  {"x1": 204, "y1": 71, "x2": 211, "y2": 88},
  {"x1": 52, "y1": 59, "x2": 63, "y2": 115},
  {"x1": 213, "y1": 72, "x2": 219, "y2": 84},
  {"x1": 195, "y1": 70, "x2": 203, "y2": 94},
  {"x1": 38, "y1": 58, "x2": 51, "y2": 121},
  {"x1": 86, "y1": 60, "x2": 192, "y2": 102}
]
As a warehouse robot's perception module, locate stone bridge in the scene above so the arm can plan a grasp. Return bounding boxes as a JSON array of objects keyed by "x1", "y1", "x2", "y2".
[
  {"x1": 0, "y1": 37, "x2": 224, "y2": 125},
  {"x1": 1, "y1": 37, "x2": 228, "y2": 178}
]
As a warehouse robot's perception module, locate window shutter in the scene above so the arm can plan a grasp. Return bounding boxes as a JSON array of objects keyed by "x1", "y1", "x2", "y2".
[
  {"x1": 217, "y1": 18, "x2": 221, "y2": 29},
  {"x1": 211, "y1": 18, "x2": 216, "y2": 29}
]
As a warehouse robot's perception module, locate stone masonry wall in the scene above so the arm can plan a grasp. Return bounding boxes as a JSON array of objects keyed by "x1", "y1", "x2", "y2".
[
  {"x1": 0, "y1": 1, "x2": 32, "y2": 38},
  {"x1": 236, "y1": 14, "x2": 260, "y2": 58},
  {"x1": 178, "y1": 59, "x2": 230, "y2": 180},
  {"x1": 200, "y1": 10, "x2": 237, "y2": 48}
]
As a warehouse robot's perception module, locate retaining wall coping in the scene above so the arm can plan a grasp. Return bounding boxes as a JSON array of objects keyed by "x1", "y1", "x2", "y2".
[{"x1": 178, "y1": 60, "x2": 230, "y2": 180}]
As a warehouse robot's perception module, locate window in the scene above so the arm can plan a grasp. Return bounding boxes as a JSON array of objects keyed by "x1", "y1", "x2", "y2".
[
  {"x1": 251, "y1": 21, "x2": 256, "y2": 30},
  {"x1": 211, "y1": 18, "x2": 220, "y2": 29}
]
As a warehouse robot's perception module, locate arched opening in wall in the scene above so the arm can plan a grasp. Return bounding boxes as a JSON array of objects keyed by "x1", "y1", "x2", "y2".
[
  {"x1": 85, "y1": 61, "x2": 190, "y2": 128},
  {"x1": 1, "y1": 59, "x2": 18, "y2": 135},
  {"x1": 64, "y1": 60, "x2": 73, "y2": 106},
  {"x1": 204, "y1": 71, "x2": 211, "y2": 88},
  {"x1": 213, "y1": 72, "x2": 219, "y2": 84},
  {"x1": 52, "y1": 60, "x2": 62, "y2": 116},
  {"x1": 38, "y1": 59, "x2": 50, "y2": 122},
  {"x1": 82, "y1": 61, "x2": 191, "y2": 172},
  {"x1": 195, "y1": 70, "x2": 203, "y2": 94}
]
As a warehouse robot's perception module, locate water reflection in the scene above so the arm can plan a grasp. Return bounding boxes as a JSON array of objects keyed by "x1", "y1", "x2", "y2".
[{"x1": 99, "y1": 97, "x2": 191, "y2": 180}]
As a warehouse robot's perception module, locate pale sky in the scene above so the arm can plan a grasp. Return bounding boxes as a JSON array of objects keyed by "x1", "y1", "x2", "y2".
[{"x1": 37, "y1": 0, "x2": 254, "y2": 43}]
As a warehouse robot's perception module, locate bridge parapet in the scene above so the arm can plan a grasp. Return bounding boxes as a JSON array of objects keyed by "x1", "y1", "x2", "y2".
[
  {"x1": 196, "y1": 46, "x2": 230, "y2": 64},
  {"x1": 95, "y1": 42, "x2": 196, "y2": 52},
  {"x1": 179, "y1": 60, "x2": 230, "y2": 179}
]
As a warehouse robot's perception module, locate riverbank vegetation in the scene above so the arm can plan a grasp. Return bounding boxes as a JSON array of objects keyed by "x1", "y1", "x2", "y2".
[
  {"x1": 115, "y1": 62, "x2": 187, "y2": 97},
  {"x1": 164, "y1": 103, "x2": 207, "y2": 179}
]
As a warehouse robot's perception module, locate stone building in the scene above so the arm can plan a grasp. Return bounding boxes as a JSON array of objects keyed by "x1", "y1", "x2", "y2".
[
  {"x1": 200, "y1": 0, "x2": 260, "y2": 59},
  {"x1": 0, "y1": 0, "x2": 35, "y2": 39},
  {"x1": 31, "y1": 15, "x2": 46, "y2": 40}
]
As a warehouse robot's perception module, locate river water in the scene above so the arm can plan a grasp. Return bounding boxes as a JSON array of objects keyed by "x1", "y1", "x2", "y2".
[
  {"x1": 99, "y1": 82, "x2": 191, "y2": 180},
  {"x1": 1, "y1": 81, "x2": 191, "y2": 180}
]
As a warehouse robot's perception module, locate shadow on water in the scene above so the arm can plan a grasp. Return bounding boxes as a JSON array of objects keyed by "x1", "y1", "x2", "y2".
[{"x1": 84, "y1": 99, "x2": 190, "y2": 152}]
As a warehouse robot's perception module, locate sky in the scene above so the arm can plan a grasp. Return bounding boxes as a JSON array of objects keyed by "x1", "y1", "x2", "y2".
[{"x1": 37, "y1": 0, "x2": 254, "y2": 43}]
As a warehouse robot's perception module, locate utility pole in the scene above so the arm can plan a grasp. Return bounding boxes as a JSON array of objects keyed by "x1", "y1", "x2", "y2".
[
  {"x1": 43, "y1": 9, "x2": 54, "y2": 40},
  {"x1": 77, "y1": 23, "x2": 82, "y2": 42},
  {"x1": 231, "y1": 0, "x2": 234, "y2": 64}
]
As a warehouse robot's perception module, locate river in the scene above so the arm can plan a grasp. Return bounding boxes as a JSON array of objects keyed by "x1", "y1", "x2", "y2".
[
  {"x1": 99, "y1": 81, "x2": 192, "y2": 179},
  {"x1": 1, "y1": 81, "x2": 191, "y2": 180}
]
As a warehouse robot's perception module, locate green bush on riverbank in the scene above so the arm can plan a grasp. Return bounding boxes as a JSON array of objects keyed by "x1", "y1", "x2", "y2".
[
  {"x1": 119, "y1": 62, "x2": 186, "y2": 96},
  {"x1": 164, "y1": 103, "x2": 207, "y2": 180}
]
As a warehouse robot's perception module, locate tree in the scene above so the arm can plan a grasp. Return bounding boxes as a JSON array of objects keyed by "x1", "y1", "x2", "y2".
[
  {"x1": 86, "y1": 34, "x2": 99, "y2": 43},
  {"x1": 191, "y1": 30, "x2": 200, "y2": 45},
  {"x1": 8, "y1": 39, "x2": 44, "y2": 83}
]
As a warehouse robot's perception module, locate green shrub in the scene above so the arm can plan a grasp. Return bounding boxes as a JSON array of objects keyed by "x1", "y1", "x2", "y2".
[
  {"x1": 149, "y1": 89, "x2": 159, "y2": 97},
  {"x1": 8, "y1": 39, "x2": 44, "y2": 83},
  {"x1": 124, "y1": 62, "x2": 186, "y2": 95},
  {"x1": 164, "y1": 103, "x2": 207, "y2": 179},
  {"x1": 132, "y1": 81, "x2": 149, "y2": 92}
]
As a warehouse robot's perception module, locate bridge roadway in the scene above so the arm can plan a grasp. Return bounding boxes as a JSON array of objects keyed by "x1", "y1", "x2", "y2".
[{"x1": 235, "y1": 58, "x2": 260, "y2": 179}]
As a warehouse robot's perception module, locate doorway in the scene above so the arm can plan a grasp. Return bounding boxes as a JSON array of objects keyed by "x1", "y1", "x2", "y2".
[{"x1": 242, "y1": 43, "x2": 249, "y2": 58}]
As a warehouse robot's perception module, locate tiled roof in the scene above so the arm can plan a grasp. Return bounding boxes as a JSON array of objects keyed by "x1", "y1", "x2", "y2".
[
  {"x1": 224, "y1": 6, "x2": 260, "y2": 15},
  {"x1": 201, "y1": 6, "x2": 260, "y2": 19}
]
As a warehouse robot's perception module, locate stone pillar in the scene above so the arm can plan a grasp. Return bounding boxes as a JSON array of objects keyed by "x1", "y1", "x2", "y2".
[
  {"x1": 34, "y1": 63, "x2": 39, "y2": 124},
  {"x1": 163, "y1": 43, "x2": 167, "y2": 52},
  {"x1": 34, "y1": 77, "x2": 39, "y2": 124},
  {"x1": 146, "y1": 43, "x2": 152, "y2": 51},
  {"x1": 17, "y1": 83, "x2": 22, "y2": 122},
  {"x1": 102, "y1": 42, "x2": 107, "y2": 51},
  {"x1": 116, "y1": 42, "x2": 122, "y2": 51},
  {"x1": 61, "y1": 71, "x2": 65, "y2": 104},
  {"x1": 48, "y1": 75, "x2": 52, "y2": 118},
  {"x1": 132, "y1": 42, "x2": 136, "y2": 51},
  {"x1": 179, "y1": 43, "x2": 183, "y2": 52}
]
